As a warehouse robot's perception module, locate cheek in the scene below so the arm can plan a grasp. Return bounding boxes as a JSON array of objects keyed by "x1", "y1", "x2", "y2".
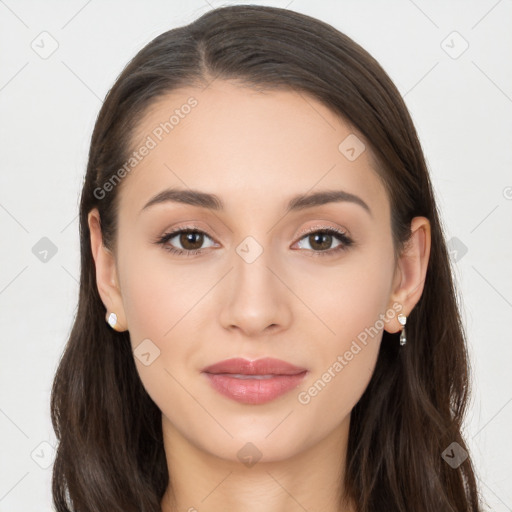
[
  {"x1": 117, "y1": 242, "x2": 212, "y2": 403},
  {"x1": 294, "y1": 235, "x2": 395, "y2": 346},
  {"x1": 119, "y1": 238, "x2": 208, "y2": 340},
  {"x1": 295, "y1": 240, "x2": 395, "y2": 412}
]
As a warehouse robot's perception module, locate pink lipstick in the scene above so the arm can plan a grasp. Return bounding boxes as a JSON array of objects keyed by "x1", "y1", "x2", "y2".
[{"x1": 202, "y1": 357, "x2": 308, "y2": 405}]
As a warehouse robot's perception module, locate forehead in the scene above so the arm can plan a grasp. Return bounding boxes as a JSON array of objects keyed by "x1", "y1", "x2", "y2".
[{"x1": 118, "y1": 80, "x2": 389, "y2": 220}]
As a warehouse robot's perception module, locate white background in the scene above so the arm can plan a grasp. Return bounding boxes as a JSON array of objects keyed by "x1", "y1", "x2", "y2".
[{"x1": 0, "y1": 1, "x2": 511, "y2": 510}]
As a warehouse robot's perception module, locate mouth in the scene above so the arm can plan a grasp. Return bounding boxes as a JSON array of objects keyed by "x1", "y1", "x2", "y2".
[{"x1": 201, "y1": 357, "x2": 308, "y2": 405}]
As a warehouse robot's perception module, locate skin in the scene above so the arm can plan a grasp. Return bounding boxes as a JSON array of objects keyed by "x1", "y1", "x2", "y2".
[{"x1": 88, "y1": 80, "x2": 431, "y2": 512}]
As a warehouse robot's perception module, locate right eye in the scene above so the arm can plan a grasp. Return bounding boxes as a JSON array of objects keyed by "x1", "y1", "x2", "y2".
[{"x1": 155, "y1": 228, "x2": 217, "y2": 256}]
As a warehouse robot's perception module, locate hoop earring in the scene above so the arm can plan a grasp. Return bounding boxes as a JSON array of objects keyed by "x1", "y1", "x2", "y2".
[{"x1": 397, "y1": 313, "x2": 407, "y2": 346}]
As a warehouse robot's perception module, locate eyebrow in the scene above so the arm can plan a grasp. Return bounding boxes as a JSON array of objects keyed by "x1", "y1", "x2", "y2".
[{"x1": 140, "y1": 187, "x2": 372, "y2": 217}]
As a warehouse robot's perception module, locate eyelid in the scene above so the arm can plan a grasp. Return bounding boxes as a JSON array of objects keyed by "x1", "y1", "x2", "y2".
[
  {"x1": 296, "y1": 223, "x2": 350, "y2": 238},
  {"x1": 157, "y1": 224, "x2": 219, "y2": 245}
]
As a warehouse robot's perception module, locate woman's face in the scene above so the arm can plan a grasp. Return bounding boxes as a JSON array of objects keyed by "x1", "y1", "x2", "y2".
[{"x1": 100, "y1": 80, "x2": 403, "y2": 462}]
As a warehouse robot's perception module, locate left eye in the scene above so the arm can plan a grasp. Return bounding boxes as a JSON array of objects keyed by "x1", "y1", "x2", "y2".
[
  {"x1": 155, "y1": 227, "x2": 353, "y2": 257},
  {"x1": 294, "y1": 228, "x2": 353, "y2": 256}
]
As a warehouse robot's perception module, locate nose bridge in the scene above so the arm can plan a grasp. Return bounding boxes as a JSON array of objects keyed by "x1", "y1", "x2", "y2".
[
  {"x1": 232, "y1": 232, "x2": 279, "y2": 303},
  {"x1": 219, "y1": 230, "x2": 291, "y2": 335}
]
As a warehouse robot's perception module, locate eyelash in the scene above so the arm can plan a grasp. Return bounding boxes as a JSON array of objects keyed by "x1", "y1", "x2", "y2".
[{"x1": 154, "y1": 225, "x2": 354, "y2": 258}]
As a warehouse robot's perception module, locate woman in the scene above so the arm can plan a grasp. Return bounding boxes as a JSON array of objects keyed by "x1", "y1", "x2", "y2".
[{"x1": 51, "y1": 5, "x2": 483, "y2": 511}]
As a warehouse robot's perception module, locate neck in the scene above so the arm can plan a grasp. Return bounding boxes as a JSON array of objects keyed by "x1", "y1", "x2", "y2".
[{"x1": 160, "y1": 414, "x2": 355, "y2": 512}]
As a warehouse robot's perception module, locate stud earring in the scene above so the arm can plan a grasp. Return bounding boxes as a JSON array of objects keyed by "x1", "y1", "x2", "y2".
[
  {"x1": 397, "y1": 313, "x2": 407, "y2": 346},
  {"x1": 106, "y1": 311, "x2": 122, "y2": 332}
]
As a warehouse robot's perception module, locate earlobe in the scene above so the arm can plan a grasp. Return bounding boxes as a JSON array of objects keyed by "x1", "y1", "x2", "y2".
[
  {"x1": 88, "y1": 208, "x2": 128, "y2": 332},
  {"x1": 384, "y1": 216, "x2": 431, "y2": 334}
]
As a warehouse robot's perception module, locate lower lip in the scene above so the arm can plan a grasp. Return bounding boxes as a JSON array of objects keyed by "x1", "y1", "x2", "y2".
[{"x1": 203, "y1": 372, "x2": 307, "y2": 405}]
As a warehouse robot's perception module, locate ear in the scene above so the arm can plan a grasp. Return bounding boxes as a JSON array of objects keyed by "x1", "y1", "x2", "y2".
[
  {"x1": 384, "y1": 216, "x2": 431, "y2": 334},
  {"x1": 88, "y1": 208, "x2": 128, "y2": 332}
]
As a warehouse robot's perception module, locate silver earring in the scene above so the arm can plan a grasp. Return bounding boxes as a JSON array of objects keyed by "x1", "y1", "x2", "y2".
[{"x1": 397, "y1": 313, "x2": 407, "y2": 346}]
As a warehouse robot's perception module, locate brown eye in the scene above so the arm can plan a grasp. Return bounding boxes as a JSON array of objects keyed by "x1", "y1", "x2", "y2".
[
  {"x1": 295, "y1": 228, "x2": 353, "y2": 256},
  {"x1": 178, "y1": 231, "x2": 205, "y2": 250},
  {"x1": 156, "y1": 228, "x2": 216, "y2": 256},
  {"x1": 308, "y1": 232, "x2": 334, "y2": 251}
]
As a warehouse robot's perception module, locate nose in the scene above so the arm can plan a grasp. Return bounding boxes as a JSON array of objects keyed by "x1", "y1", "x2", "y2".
[{"x1": 218, "y1": 241, "x2": 292, "y2": 338}]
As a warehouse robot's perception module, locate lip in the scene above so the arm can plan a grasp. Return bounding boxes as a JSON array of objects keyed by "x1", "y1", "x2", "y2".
[
  {"x1": 202, "y1": 357, "x2": 307, "y2": 376},
  {"x1": 202, "y1": 357, "x2": 308, "y2": 405}
]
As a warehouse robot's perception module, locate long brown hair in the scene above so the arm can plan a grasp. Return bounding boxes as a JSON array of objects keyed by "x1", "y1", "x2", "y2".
[{"x1": 51, "y1": 5, "x2": 483, "y2": 511}]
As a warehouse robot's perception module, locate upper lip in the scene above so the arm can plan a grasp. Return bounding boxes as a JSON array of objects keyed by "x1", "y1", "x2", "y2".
[{"x1": 202, "y1": 357, "x2": 307, "y2": 376}]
